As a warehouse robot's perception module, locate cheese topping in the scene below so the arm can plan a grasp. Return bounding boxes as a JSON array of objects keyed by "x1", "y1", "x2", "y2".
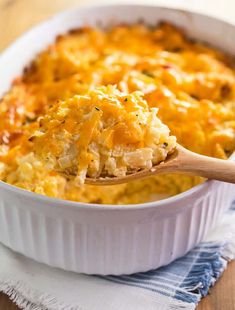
[
  {"x1": 32, "y1": 86, "x2": 176, "y2": 183},
  {"x1": 0, "y1": 23, "x2": 235, "y2": 204}
]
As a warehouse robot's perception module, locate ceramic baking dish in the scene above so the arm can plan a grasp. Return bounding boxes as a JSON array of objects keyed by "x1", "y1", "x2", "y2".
[{"x1": 0, "y1": 4, "x2": 235, "y2": 275}]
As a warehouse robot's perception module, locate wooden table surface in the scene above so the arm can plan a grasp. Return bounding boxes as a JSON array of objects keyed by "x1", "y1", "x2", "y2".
[{"x1": 0, "y1": 0, "x2": 235, "y2": 308}]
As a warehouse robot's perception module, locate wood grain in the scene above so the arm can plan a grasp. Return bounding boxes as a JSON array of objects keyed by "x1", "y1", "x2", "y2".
[
  {"x1": 0, "y1": 293, "x2": 18, "y2": 309},
  {"x1": 86, "y1": 144, "x2": 235, "y2": 185},
  {"x1": 198, "y1": 260, "x2": 235, "y2": 310},
  {"x1": 0, "y1": 0, "x2": 88, "y2": 51},
  {"x1": 0, "y1": 0, "x2": 235, "y2": 309}
]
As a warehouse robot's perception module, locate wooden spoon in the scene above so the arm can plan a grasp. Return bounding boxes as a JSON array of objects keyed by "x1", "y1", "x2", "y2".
[{"x1": 85, "y1": 144, "x2": 235, "y2": 185}]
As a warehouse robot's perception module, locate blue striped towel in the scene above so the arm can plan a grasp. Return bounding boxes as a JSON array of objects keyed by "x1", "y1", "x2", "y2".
[
  {"x1": 0, "y1": 204, "x2": 234, "y2": 310},
  {"x1": 102, "y1": 243, "x2": 229, "y2": 307},
  {"x1": 101, "y1": 203, "x2": 235, "y2": 309}
]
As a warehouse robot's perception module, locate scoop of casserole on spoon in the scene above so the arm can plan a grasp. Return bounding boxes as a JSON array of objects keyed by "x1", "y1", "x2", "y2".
[
  {"x1": 85, "y1": 143, "x2": 235, "y2": 185},
  {"x1": 31, "y1": 86, "x2": 235, "y2": 186}
]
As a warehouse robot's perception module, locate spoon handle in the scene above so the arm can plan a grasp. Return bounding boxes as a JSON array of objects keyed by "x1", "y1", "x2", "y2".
[{"x1": 176, "y1": 147, "x2": 235, "y2": 184}]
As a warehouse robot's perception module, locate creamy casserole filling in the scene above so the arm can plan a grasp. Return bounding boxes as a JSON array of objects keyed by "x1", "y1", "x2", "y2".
[
  {"x1": 0, "y1": 23, "x2": 235, "y2": 204},
  {"x1": 31, "y1": 86, "x2": 176, "y2": 184}
]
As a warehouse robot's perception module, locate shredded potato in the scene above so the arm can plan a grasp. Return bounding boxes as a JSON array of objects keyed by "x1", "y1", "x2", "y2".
[
  {"x1": 32, "y1": 86, "x2": 176, "y2": 184},
  {"x1": 0, "y1": 23, "x2": 235, "y2": 204}
]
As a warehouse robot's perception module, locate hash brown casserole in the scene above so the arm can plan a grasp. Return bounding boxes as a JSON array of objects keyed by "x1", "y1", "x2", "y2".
[
  {"x1": 32, "y1": 86, "x2": 176, "y2": 184},
  {"x1": 0, "y1": 23, "x2": 235, "y2": 204}
]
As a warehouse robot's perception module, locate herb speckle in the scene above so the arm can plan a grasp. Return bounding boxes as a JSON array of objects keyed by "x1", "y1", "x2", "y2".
[{"x1": 142, "y1": 70, "x2": 155, "y2": 78}]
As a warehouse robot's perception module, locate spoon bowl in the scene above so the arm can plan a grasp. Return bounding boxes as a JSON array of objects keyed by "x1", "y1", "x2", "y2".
[{"x1": 85, "y1": 144, "x2": 235, "y2": 185}]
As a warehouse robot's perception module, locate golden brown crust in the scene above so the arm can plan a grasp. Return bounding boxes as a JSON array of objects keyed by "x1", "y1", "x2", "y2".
[{"x1": 0, "y1": 22, "x2": 235, "y2": 204}]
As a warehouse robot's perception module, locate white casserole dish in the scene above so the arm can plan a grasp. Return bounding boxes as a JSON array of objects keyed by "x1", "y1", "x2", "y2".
[{"x1": 0, "y1": 4, "x2": 235, "y2": 275}]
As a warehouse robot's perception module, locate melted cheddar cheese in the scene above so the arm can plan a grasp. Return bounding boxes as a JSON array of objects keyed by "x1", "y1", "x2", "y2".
[
  {"x1": 0, "y1": 23, "x2": 235, "y2": 204},
  {"x1": 32, "y1": 86, "x2": 176, "y2": 183}
]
